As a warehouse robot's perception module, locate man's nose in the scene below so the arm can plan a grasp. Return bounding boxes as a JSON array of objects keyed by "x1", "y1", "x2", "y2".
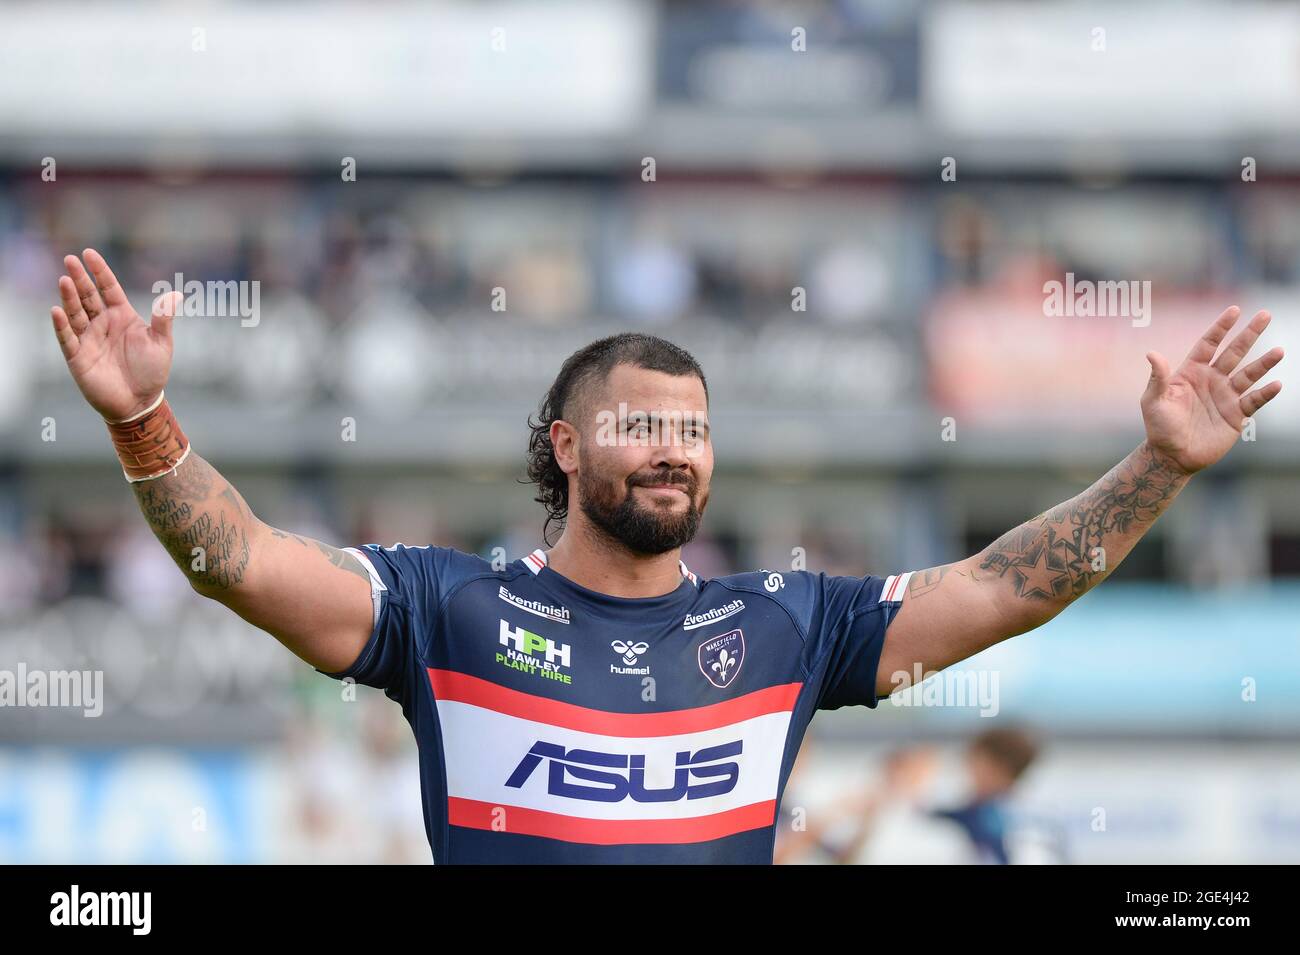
[{"x1": 650, "y1": 438, "x2": 692, "y2": 472}]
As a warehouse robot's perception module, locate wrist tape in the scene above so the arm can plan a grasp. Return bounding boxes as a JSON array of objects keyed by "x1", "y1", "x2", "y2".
[{"x1": 105, "y1": 392, "x2": 192, "y2": 482}]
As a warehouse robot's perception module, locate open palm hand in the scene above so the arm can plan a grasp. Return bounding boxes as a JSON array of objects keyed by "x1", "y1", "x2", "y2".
[
  {"x1": 1141, "y1": 306, "x2": 1285, "y2": 475},
  {"x1": 50, "y1": 248, "x2": 181, "y2": 422}
]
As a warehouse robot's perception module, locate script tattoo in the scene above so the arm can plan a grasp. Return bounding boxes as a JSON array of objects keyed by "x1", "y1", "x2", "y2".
[
  {"x1": 132, "y1": 453, "x2": 251, "y2": 590},
  {"x1": 168, "y1": 509, "x2": 251, "y2": 589},
  {"x1": 136, "y1": 485, "x2": 193, "y2": 531},
  {"x1": 130, "y1": 452, "x2": 370, "y2": 597},
  {"x1": 976, "y1": 443, "x2": 1187, "y2": 602}
]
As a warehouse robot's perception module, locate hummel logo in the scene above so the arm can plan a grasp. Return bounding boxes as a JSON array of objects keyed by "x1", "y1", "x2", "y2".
[{"x1": 611, "y1": 640, "x2": 649, "y2": 665}]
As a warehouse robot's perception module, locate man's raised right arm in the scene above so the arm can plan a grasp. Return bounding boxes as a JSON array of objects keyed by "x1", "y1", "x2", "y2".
[
  {"x1": 49, "y1": 249, "x2": 374, "y2": 674},
  {"x1": 130, "y1": 451, "x2": 375, "y2": 673}
]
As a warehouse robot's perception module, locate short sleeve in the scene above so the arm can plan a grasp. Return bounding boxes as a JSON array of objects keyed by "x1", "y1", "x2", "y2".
[
  {"x1": 314, "y1": 543, "x2": 491, "y2": 701},
  {"x1": 314, "y1": 544, "x2": 424, "y2": 698},
  {"x1": 813, "y1": 571, "x2": 913, "y2": 711}
]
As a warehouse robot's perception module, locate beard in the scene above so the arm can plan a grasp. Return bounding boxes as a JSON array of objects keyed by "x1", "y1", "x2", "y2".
[{"x1": 577, "y1": 465, "x2": 705, "y2": 556}]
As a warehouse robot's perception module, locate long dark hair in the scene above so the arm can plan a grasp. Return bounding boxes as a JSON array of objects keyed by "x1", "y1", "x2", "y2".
[{"x1": 524, "y1": 333, "x2": 709, "y2": 545}]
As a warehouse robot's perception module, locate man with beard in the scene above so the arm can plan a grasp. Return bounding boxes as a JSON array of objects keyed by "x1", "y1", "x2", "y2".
[{"x1": 49, "y1": 249, "x2": 1284, "y2": 862}]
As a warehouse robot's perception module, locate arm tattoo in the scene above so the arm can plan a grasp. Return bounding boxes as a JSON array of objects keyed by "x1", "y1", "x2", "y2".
[
  {"x1": 975, "y1": 442, "x2": 1189, "y2": 604},
  {"x1": 164, "y1": 509, "x2": 251, "y2": 589},
  {"x1": 132, "y1": 453, "x2": 251, "y2": 590},
  {"x1": 133, "y1": 453, "x2": 370, "y2": 592},
  {"x1": 313, "y1": 540, "x2": 372, "y2": 583},
  {"x1": 905, "y1": 564, "x2": 963, "y2": 599},
  {"x1": 268, "y1": 528, "x2": 370, "y2": 582}
]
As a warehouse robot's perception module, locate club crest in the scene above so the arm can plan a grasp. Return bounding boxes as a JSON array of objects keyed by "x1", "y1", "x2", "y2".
[{"x1": 697, "y1": 629, "x2": 745, "y2": 689}]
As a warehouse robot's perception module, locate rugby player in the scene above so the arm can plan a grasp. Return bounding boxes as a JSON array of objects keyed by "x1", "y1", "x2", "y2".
[{"x1": 49, "y1": 248, "x2": 1284, "y2": 863}]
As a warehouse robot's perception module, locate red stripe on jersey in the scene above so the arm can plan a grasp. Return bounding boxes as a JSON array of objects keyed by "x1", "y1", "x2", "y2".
[
  {"x1": 447, "y1": 796, "x2": 776, "y2": 844},
  {"x1": 428, "y1": 669, "x2": 801, "y2": 737}
]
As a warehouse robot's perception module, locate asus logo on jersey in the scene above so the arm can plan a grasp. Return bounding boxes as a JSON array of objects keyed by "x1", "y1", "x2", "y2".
[
  {"x1": 499, "y1": 620, "x2": 571, "y2": 668},
  {"x1": 504, "y1": 740, "x2": 743, "y2": 803}
]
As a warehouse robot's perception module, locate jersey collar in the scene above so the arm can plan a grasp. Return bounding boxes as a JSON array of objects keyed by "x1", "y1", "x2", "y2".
[{"x1": 524, "y1": 547, "x2": 698, "y2": 587}]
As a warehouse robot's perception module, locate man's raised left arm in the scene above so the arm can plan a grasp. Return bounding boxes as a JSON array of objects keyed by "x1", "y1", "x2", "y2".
[{"x1": 876, "y1": 306, "x2": 1285, "y2": 695}]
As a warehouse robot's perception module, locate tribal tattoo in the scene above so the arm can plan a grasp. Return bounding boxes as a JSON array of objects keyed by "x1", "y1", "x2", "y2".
[
  {"x1": 974, "y1": 442, "x2": 1189, "y2": 603},
  {"x1": 268, "y1": 528, "x2": 371, "y2": 582},
  {"x1": 314, "y1": 541, "x2": 372, "y2": 581},
  {"x1": 905, "y1": 564, "x2": 962, "y2": 598}
]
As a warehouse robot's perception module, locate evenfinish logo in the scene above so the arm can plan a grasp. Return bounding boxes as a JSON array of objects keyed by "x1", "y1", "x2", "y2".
[{"x1": 49, "y1": 885, "x2": 151, "y2": 935}]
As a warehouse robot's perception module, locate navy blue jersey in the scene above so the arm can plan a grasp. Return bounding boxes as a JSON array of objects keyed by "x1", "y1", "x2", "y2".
[{"x1": 317, "y1": 545, "x2": 913, "y2": 864}]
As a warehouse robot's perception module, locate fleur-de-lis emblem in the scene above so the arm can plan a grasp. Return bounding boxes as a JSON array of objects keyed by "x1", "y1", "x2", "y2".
[
  {"x1": 698, "y1": 629, "x2": 745, "y2": 689},
  {"x1": 711, "y1": 648, "x2": 737, "y2": 682}
]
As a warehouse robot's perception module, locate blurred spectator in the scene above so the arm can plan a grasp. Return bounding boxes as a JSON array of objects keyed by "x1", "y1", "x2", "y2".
[
  {"x1": 807, "y1": 242, "x2": 889, "y2": 324},
  {"x1": 609, "y1": 231, "x2": 697, "y2": 324},
  {"x1": 0, "y1": 524, "x2": 43, "y2": 617},
  {"x1": 105, "y1": 524, "x2": 194, "y2": 616}
]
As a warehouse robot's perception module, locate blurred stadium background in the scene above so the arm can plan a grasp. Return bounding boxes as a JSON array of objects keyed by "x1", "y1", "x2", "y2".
[{"x1": 1, "y1": 0, "x2": 1298, "y2": 863}]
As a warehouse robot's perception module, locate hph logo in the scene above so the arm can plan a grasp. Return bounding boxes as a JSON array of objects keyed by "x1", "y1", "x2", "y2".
[
  {"x1": 698, "y1": 629, "x2": 745, "y2": 688},
  {"x1": 499, "y1": 620, "x2": 571, "y2": 668}
]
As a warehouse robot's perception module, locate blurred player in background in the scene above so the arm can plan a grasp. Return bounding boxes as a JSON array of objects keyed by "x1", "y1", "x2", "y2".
[
  {"x1": 778, "y1": 728, "x2": 1067, "y2": 865},
  {"x1": 836, "y1": 728, "x2": 1060, "y2": 865},
  {"x1": 927, "y1": 726, "x2": 1045, "y2": 865}
]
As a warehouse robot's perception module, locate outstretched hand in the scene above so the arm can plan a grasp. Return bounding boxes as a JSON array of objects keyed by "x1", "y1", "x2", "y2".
[
  {"x1": 1141, "y1": 306, "x2": 1284, "y2": 475},
  {"x1": 50, "y1": 248, "x2": 182, "y2": 422}
]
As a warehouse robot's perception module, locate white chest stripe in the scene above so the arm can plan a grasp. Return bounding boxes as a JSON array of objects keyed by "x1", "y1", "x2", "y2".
[{"x1": 436, "y1": 699, "x2": 791, "y2": 822}]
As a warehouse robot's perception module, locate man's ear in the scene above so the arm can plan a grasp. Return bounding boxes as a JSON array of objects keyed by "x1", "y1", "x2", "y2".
[{"x1": 551, "y1": 419, "x2": 579, "y2": 474}]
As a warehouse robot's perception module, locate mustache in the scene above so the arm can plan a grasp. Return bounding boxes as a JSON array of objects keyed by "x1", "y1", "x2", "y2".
[{"x1": 629, "y1": 471, "x2": 694, "y2": 492}]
